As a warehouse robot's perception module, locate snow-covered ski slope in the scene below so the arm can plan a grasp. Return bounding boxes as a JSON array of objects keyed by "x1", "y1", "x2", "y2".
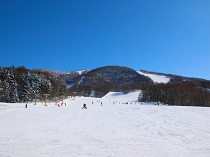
[
  {"x1": 138, "y1": 71, "x2": 171, "y2": 83},
  {"x1": 0, "y1": 91, "x2": 210, "y2": 157}
]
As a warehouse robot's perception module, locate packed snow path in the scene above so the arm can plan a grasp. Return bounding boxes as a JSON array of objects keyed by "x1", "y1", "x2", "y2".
[{"x1": 0, "y1": 92, "x2": 210, "y2": 157}]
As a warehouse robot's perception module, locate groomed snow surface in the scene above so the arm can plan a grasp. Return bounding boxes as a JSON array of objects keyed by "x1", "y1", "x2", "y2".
[{"x1": 0, "y1": 91, "x2": 210, "y2": 157}]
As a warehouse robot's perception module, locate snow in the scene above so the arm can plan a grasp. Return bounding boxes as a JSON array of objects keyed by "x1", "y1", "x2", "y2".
[
  {"x1": 77, "y1": 70, "x2": 87, "y2": 75},
  {"x1": 0, "y1": 91, "x2": 210, "y2": 157},
  {"x1": 78, "y1": 76, "x2": 85, "y2": 84},
  {"x1": 103, "y1": 91, "x2": 140, "y2": 103},
  {"x1": 66, "y1": 82, "x2": 74, "y2": 88},
  {"x1": 138, "y1": 71, "x2": 171, "y2": 83}
]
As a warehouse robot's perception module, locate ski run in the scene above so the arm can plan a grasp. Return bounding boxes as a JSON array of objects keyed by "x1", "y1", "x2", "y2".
[{"x1": 0, "y1": 91, "x2": 210, "y2": 157}]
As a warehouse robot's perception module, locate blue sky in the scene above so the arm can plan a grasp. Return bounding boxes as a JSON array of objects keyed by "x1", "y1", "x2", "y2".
[{"x1": 0, "y1": 0, "x2": 210, "y2": 80}]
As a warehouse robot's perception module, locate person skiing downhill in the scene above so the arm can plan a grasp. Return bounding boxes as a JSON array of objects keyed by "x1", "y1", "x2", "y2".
[{"x1": 82, "y1": 103, "x2": 87, "y2": 109}]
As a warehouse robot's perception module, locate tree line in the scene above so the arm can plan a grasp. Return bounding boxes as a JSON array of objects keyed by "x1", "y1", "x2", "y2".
[
  {"x1": 139, "y1": 82, "x2": 210, "y2": 107},
  {"x1": 0, "y1": 66, "x2": 66, "y2": 103}
]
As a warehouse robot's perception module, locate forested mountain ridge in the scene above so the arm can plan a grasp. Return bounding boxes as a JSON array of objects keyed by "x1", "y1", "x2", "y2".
[
  {"x1": 1, "y1": 65, "x2": 210, "y2": 106},
  {"x1": 140, "y1": 70, "x2": 210, "y2": 89},
  {"x1": 81, "y1": 66, "x2": 152, "y2": 86},
  {"x1": 43, "y1": 66, "x2": 153, "y2": 97},
  {"x1": 67, "y1": 66, "x2": 153, "y2": 97}
]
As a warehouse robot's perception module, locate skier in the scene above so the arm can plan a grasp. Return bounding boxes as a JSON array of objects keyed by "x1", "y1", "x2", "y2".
[
  {"x1": 101, "y1": 102, "x2": 103, "y2": 106},
  {"x1": 25, "y1": 104, "x2": 27, "y2": 108},
  {"x1": 82, "y1": 103, "x2": 87, "y2": 109}
]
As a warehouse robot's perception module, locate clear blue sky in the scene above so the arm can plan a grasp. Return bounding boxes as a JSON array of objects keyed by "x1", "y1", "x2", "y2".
[{"x1": 0, "y1": 0, "x2": 210, "y2": 79}]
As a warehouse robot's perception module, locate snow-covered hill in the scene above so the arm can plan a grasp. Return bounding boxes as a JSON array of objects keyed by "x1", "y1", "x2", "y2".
[
  {"x1": 138, "y1": 71, "x2": 171, "y2": 83},
  {"x1": 0, "y1": 91, "x2": 210, "y2": 157}
]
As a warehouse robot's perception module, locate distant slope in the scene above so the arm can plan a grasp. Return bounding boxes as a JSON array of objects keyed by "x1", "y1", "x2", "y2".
[
  {"x1": 140, "y1": 70, "x2": 210, "y2": 89},
  {"x1": 138, "y1": 71, "x2": 171, "y2": 84},
  {"x1": 102, "y1": 91, "x2": 140, "y2": 103}
]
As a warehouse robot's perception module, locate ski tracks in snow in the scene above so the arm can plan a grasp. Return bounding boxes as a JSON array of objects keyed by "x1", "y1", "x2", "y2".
[{"x1": 0, "y1": 95, "x2": 210, "y2": 157}]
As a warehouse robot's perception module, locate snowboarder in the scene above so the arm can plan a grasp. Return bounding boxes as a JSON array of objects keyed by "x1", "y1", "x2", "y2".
[
  {"x1": 25, "y1": 104, "x2": 27, "y2": 108},
  {"x1": 101, "y1": 102, "x2": 103, "y2": 106},
  {"x1": 82, "y1": 103, "x2": 87, "y2": 109}
]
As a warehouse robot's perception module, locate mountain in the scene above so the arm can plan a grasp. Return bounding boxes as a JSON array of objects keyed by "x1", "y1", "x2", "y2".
[
  {"x1": 46, "y1": 67, "x2": 210, "y2": 89},
  {"x1": 47, "y1": 66, "x2": 210, "y2": 92},
  {"x1": 41, "y1": 66, "x2": 210, "y2": 99},
  {"x1": 66, "y1": 66, "x2": 210, "y2": 105},
  {"x1": 1, "y1": 65, "x2": 210, "y2": 105},
  {"x1": 79, "y1": 66, "x2": 152, "y2": 86},
  {"x1": 42, "y1": 66, "x2": 154, "y2": 97},
  {"x1": 67, "y1": 66, "x2": 153, "y2": 97}
]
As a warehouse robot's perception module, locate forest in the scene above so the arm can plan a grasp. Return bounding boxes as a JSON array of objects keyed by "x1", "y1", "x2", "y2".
[
  {"x1": 139, "y1": 82, "x2": 210, "y2": 107},
  {"x1": 0, "y1": 66, "x2": 66, "y2": 103}
]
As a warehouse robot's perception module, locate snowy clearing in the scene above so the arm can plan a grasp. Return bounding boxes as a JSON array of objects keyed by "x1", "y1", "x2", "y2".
[{"x1": 0, "y1": 91, "x2": 210, "y2": 157}]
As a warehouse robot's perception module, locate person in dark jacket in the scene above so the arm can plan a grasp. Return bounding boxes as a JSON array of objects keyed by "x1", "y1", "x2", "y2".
[{"x1": 82, "y1": 103, "x2": 87, "y2": 109}]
